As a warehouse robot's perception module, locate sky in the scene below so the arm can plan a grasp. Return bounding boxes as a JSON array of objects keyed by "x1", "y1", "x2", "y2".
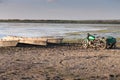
[{"x1": 0, "y1": 0, "x2": 120, "y2": 20}]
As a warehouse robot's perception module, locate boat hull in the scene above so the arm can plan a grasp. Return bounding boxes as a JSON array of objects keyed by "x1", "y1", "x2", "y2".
[
  {"x1": 3, "y1": 36, "x2": 47, "y2": 46},
  {"x1": 0, "y1": 40, "x2": 18, "y2": 47}
]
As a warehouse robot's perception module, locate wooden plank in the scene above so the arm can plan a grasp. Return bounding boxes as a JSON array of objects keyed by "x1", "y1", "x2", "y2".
[
  {"x1": 0, "y1": 40, "x2": 18, "y2": 47},
  {"x1": 3, "y1": 36, "x2": 47, "y2": 46},
  {"x1": 19, "y1": 40, "x2": 47, "y2": 46},
  {"x1": 2, "y1": 36, "x2": 64, "y2": 46},
  {"x1": 47, "y1": 38, "x2": 63, "y2": 43}
]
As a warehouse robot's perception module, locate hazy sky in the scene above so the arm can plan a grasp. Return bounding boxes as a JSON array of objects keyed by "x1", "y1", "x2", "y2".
[{"x1": 0, "y1": 0, "x2": 120, "y2": 20}]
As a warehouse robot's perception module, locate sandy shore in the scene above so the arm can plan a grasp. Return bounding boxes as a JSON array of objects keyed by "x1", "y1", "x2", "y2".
[{"x1": 0, "y1": 43, "x2": 120, "y2": 80}]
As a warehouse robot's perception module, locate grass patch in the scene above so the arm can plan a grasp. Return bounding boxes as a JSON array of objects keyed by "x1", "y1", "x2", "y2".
[
  {"x1": 62, "y1": 38, "x2": 83, "y2": 43},
  {"x1": 65, "y1": 32, "x2": 81, "y2": 36},
  {"x1": 97, "y1": 30, "x2": 109, "y2": 33},
  {"x1": 83, "y1": 30, "x2": 109, "y2": 33}
]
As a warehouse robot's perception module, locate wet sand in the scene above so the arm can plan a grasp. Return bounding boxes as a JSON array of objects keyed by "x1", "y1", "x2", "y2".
[{"x1": 0, "y1": 43, "x2": 120, "y2": 80}]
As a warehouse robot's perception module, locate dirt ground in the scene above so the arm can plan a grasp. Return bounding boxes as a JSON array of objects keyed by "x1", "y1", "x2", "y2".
[{"x1": 0, "y1": 43, "x2": 120, "y2": 80}]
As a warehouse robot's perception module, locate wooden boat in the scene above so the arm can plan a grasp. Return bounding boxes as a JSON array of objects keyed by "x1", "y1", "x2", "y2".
[
  {"x1": 3, "y1": 36, "x2": 64, "y2": 46},
  {"x1": 3, "y1": 36, "x2": 47, "y2": 46},
  {"x1": 0, "y1": 40, "x2": 18, "y2": 47},
  {"x1": 19, "y1": 38, "x2": 47, "y2": 46},
  {"x1": 41, "y1": 36, "x2": 63, "y2": 44}
]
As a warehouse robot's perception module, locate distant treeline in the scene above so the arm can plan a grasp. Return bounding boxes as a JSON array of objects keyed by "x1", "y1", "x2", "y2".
[{"x1": 0, "y1": 19, "x2": 120, "y2": 24}]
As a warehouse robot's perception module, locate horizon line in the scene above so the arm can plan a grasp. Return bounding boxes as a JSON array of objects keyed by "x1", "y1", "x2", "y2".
[{"x1": 0, "y1": 19, "x2": 120, "y2": 21}]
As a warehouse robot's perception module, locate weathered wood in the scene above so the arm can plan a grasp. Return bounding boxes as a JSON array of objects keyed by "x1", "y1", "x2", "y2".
[
  {"x1": 3, "y1": 36, "x2": 47, "y2": 46},
  {"x1": 41, "y1": 36, "x2": 63, "y2": 44},
  {"x1": 19, "y1": 39, "x2": 47, "y2": 46},
  {"x1": 0, "y1": 40, "x2": 18, "y2": 47},
  {"x1": 47, "y1": 38, "x2": 63, "y2": 43},
  {"x1": 3, "y1": 36, "x2": 63, "y2": 46}
]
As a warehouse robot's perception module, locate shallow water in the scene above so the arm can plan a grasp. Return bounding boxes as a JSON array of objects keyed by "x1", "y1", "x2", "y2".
[{"x1": 0, "y1": 23, "x2": 120, "y2": 39}]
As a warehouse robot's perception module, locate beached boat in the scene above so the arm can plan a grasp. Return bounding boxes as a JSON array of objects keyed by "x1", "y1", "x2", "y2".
[
  {"x1": 0, "y1": 40, "x2": 18, "y2": 47},
  {"x1": 3, "y1": 36, "x2": 63, "y2": 46},
  {"x1": 19, "y1": 38, "x2": 47, "y2": 46},
  {"x1": 41, "y1": 36, "x2": 63, "y2": 43},
  {"x1": 3, "y1": 36, "x2": 47, "y2": 46}
]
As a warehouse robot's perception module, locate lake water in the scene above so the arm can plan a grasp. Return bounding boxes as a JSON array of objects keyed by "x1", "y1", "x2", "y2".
[{"x1": 0, "y1": 23, "x2": 120, "y2": 39}]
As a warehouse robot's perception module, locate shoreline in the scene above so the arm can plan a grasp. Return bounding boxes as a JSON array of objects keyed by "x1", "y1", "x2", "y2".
[{"x1": 1, "y1": 19, "x2": 120, "y2": 24}]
